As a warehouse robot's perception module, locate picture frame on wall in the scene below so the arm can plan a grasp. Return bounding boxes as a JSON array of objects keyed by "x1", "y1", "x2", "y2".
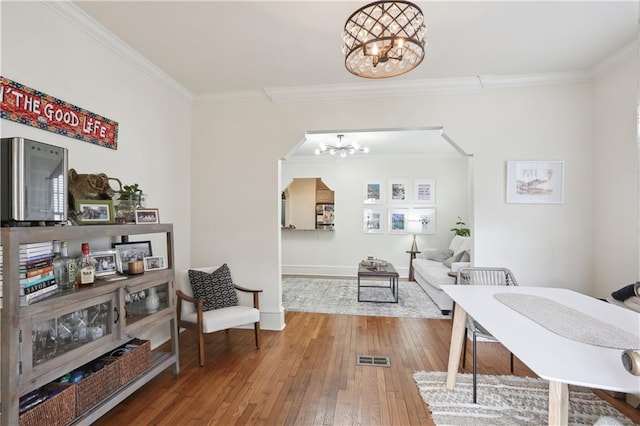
[
  {"x1": 388, "y1": 208, "x2": 409, "y2": 233},
  {"x1": 363, "y1": 180, "x2": 384, "y2": 204},
  {"x1": 388, "y1": 178, "x2": 409, "y2": 203},
  {"x1": 75, "y1": 199, "x2": 115, "y2": 225},
  {"x1": 412, "y1": 208, "x2": 436, "y2": 234},
  {"x1": 363, "y1": 208, "x2": 385, "y2": 233},
  {"x1": 506, "y1": 161, "x2": 565, "y2": 204},
  {"x1": 414, "y1": 179, "x2": 436, "y2": 204}
]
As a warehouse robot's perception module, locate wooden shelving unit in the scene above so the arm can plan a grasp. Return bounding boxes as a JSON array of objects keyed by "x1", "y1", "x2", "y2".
[{"x1": 0, "y1": 223, "x2": 179, "y2": 425}]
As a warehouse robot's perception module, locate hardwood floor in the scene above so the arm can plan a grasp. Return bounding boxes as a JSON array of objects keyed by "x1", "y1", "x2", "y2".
[{"x1": 94, "y1": 311, "x2": 640, "y2": 425}]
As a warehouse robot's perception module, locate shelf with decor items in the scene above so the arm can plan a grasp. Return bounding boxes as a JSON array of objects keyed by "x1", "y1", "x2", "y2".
[{"x1": 0, "y1": 223, "x2": 179, "y2": 426}]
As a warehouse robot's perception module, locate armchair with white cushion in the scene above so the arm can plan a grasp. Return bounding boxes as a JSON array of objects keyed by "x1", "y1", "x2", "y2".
[{"x1": 175, "y1": 265, "x2": 262, "y2": 367}]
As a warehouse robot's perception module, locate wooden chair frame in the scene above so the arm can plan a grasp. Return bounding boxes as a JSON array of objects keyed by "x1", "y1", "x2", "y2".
[{"x1": 176, "y1": 285, "x2": 262, "y2": 367}]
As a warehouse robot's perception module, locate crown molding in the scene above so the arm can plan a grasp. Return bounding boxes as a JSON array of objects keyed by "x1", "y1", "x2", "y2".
[
  {"x1": 44, "y1": 1, "x2": 193, "y2": 102},
  {"x1": 44, "y1": 1, "x2": 637, "y2": 106},
  {"x1": 477, "y1": 71, "x2": 591, "y2": 89},
  {"x1": 590, "y1": 41, "x2": 637, "y2": 78},
  {"x1": 193, "y1": 90, "x2": 267, "y2": 104},
  {"x1": 203, "y1": 71, "x2": 594, "y2": 104},
  {"x1": 263, "y1": 77, "x2": 483, "y2": 102}
]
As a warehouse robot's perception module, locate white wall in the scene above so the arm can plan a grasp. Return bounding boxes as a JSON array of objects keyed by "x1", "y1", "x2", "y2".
[
  {"x1": 192, "y1": 74, "x2": 634, "y2": 329},
  {"x1": 592, "y1": 57, "x2": 639, "y2": 296},
  {"x1": 3, "y1": 2, "x2": 636, "y2": 337},
  {"x1": 281, "y1": 155, "x2": 469, "y2": 277},
  {"x1": 1, "y1": 2, "x2": 192, "y2": 347}
]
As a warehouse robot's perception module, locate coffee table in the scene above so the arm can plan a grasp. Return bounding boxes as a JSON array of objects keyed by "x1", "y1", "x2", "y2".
[{"x1": 357, "y1": 262, "x2": 399, "y2": 303}]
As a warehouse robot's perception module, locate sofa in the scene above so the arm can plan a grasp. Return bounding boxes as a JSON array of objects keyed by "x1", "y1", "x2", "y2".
[{"x1": 412, "y1": 235, "x2": 472, "y2": 315}]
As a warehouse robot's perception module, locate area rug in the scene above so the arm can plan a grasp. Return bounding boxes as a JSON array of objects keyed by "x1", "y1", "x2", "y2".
[
  {"x1": 412, "y1": 371, "x2": 633, "y2": 426},
  {"x1": 282, "y1": 276, "x2": 448, "y2": 319}
]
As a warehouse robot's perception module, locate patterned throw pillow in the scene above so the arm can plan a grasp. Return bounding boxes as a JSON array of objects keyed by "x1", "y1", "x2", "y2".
[{"x1": 188, "y1": 264, "x2": 239, "y2": 311}]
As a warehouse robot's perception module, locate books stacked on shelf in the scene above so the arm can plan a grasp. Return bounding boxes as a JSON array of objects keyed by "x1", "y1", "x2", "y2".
[
  {"x1": 18, "y1": 242, "x2": 57, "y2": 306},
  {"x1": 0, "y1": 242, "x2": 58, "y2": 306},
  {"x1": 20, "y1": 242, "x2": 57, "y2": 305}
]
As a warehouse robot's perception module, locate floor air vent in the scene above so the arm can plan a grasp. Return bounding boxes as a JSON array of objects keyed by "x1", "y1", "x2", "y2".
[{"x1": 357, "y1": 355, "x2": 390, "y2": 367}]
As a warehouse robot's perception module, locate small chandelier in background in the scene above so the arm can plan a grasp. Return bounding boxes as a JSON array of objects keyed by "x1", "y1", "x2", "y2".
[
  {"x1": 342, "y1": 1, "x2": 427, "y2": 79},
  {"x1": 315, "y1": 134, "x2": 369, "y2": 158}
]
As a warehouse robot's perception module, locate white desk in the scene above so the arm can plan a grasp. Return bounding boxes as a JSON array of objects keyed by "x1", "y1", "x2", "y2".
[{"x1": 442, "y1": 285, "x2": 640, "y2": 425}]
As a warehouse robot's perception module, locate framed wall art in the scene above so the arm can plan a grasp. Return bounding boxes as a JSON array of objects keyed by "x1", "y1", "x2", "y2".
[
  {"x1": 363, "y1": 180, "x2": 384, "y2": 204},
  {"x1": 414, "y1": 179, "x2": 436, "y2": 204},
  {"x1": 388, "y1": 208, "x2": 409, "y2": 233},
  {"x1": 506, "y1": 161, "x2": 565, "y2": 204},
  {"x1": 411, "y1": 208, "x2": 436, "y2": 234},
  {"x1": 363, "y1": 208, "x2": 385, "y2": 233},
  {"x1": 388, "y1": 178, "x2": 409, "y2": 204},
  {"x1": 75, "y1": 199, "x2": 115, "y2": 225}
]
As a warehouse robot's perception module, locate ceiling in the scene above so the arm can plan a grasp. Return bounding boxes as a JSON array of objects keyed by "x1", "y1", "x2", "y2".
[{"x1": 72, "y1": 1, "x2": 638, "y2": 157}]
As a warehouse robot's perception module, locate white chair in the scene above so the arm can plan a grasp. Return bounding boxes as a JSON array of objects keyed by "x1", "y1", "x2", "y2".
[
  {"x1": 457, "y1": 267, "x2": 518, "y2": 403},
  {"x1": 175, "y1": 266, "x2": 262, "y2": 367}
]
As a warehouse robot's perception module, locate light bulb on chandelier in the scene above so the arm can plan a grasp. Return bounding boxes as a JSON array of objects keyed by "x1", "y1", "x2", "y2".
[{"x1": 314, "y1": 134, "x2": 369, "y2": 157}]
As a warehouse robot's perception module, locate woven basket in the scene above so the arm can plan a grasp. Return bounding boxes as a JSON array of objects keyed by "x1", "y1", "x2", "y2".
[
  {"x1": 112, "y1": 338, "x2": 151, "y2": 386},
  {"x1": 75, "y1": 357, "x2": 119, "y2": 417},
  {"x1": 10, "y1": 382, "x2": 76, "y2": 426}
]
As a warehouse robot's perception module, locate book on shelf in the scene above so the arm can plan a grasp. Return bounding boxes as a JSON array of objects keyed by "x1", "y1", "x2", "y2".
[
  {"x1": 20, "y1": 284, "x2": 58, "y2": 306},
  {"x1": 22, "y1": 282, "x2": 56, "y2": 297},
  {"x1": 20, "y1": 242, "x2": 53, "y2": 249},
  {"x1": 20, "y1": 252, "x2": 54, "y2": 262},
  {"x1": 22, "y1": 257, "x2": 54, "y2": 271},
  {"x1": 21, "y1": 273, "x2": 55, "y2": 290},
  {"x1": 19, "y1": 242, "x2": 53, "y2": 252},
  {"x1": 21, "y1": 265, "x2": 54, "y2": 279}
]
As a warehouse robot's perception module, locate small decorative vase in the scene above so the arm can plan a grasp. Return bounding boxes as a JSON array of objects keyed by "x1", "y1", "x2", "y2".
[{"x1": 145, "y1": 287, "x2": 160, "y2": 314}]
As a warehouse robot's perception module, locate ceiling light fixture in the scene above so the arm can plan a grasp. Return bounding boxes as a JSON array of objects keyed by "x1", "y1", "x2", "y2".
[
  {"x1": 342, "y1": 1, "x2": 427, "y2": 79},
  {"x1": 315, "y1": 134, "x2": 369, "y2": 158}
]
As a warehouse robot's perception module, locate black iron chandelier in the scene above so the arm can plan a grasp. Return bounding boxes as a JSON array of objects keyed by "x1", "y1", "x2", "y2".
[{"x1": 342, "y1": 1, "x2": 427, "y2": 79}]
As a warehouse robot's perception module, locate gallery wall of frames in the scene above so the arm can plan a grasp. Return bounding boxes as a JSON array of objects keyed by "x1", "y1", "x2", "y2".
[{"x1": 363, "y1": 178, "x2": 437, "y2": 235}]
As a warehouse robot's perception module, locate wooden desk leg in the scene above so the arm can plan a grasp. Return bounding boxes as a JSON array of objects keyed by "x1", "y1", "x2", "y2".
[
  {"x1": 549, "y1": 381, "x2": 568, "y2": 426},
  {"x1": 446, "y1": 303, "x2": 467, "y2": 390}
]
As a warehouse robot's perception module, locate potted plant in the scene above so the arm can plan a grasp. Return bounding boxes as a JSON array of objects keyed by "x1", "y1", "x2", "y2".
[
  {"x1": 450, "y1": 216, "x2": 470, "y2": 236},
  {"x1": 118, "y1": 183, "x2": 144, "y2": 206},
  {"x1": 115, "y1": 183, "x2": 145, "y2": 223}
]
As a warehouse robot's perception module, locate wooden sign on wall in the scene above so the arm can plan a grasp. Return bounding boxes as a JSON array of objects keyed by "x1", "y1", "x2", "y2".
[{"x1": 0, "y1": 76, "x2": 118, "y2": 149}]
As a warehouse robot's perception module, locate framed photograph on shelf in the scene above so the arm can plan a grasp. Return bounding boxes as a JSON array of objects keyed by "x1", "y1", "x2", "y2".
[
  {"x1": 363, "y1": 180, "x2": 384, "y2": 204},
  {"x1": 111, "y1": 241, "x2": 153, "y2": 272},
  {"x1": 89, "y1": 250, "x2": 121, "y2": 277},
  {"x1": 363, "y1": 208, "x2": 385, "y2": 233},
  {"x1": 388, "y1": 178, "x2": 409, "y2": 203},
  {"x1": 75, "y1": 199, "x2": 115, "y2": 225},
  {"x1": 414, "y1": 179, "x2": 436, "y2": 204},
  {"x1": 135, "y1": 208, "x2": 160, "y2": 224},
  {"x1": 143, "y1": 256, "x2": 166, "y2": 271},
  {"x1": 411, "y1": 208, "x2": 436, "y2": 234},
  {"x1": 506, "y1": 161, "x2": 565, "y2": 204},
  {"x1": 388, "y1": 208, "x2": 409, "y2": 233}
]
